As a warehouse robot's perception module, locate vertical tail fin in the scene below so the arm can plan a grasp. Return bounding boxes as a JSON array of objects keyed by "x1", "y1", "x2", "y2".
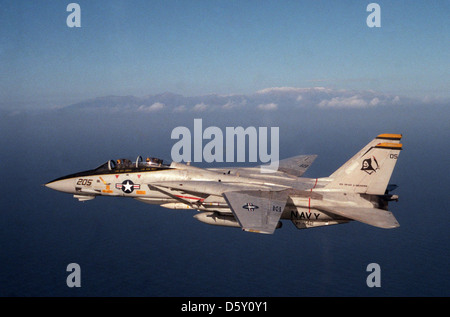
[{"x1": 324, "y1": 134, "x2": 402, "y2": 195}]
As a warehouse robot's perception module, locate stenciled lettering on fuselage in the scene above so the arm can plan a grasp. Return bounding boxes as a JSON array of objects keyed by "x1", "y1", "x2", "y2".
[{"x1": 290, "y1": 210, "x2": 320, "y2": 220}]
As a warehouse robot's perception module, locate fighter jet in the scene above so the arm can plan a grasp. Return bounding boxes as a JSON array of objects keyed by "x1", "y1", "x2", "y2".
[{"x1": 45, "y1": 134, "x2": 402, "y2": 234}]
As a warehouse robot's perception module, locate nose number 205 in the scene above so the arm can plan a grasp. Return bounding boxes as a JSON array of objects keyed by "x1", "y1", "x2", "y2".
[{"x1": 76, "y1": 178, "x2": 93, "y2": 186}]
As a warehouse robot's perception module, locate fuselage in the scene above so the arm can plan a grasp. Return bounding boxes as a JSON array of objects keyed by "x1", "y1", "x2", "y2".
[
  {"x1": 45, "y1": 133, "x2": 402, "y2": 232},
  {"x1": 45, "y1": 157, "x2": 378, "y2": 229}
]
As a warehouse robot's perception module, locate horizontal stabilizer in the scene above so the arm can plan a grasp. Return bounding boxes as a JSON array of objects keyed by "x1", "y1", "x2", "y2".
[{"x1": 317, "y1": 205, "x2": 399, "y2": 229}]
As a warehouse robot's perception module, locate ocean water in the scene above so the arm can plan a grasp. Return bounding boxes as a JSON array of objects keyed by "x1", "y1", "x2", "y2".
[{"x1": 0, "y1": 104, "x2": 448, "y2": 297}]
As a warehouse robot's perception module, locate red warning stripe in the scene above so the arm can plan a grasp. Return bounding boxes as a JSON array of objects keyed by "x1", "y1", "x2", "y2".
[
  {"x1": 175, "y1": 195, "x2": 205, "y2": 202},
  {"x1": 308, "y1": 178, "x2": 318, "y2": 213}
]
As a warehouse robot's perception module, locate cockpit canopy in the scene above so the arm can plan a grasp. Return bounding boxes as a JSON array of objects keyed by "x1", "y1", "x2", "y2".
[{"x1": 93, "y1": 156, "x2": 169, "y2": 172}]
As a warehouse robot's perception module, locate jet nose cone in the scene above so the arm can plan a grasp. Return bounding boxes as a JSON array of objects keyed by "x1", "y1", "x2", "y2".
[
  {"x1": 45, "y1": 181, "x2": 58, "y2": 190},
  {"x1": 44, "y1": 178, "x2": 75, "y2": 193}
]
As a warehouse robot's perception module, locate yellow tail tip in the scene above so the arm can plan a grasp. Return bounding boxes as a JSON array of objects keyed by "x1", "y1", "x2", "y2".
[{"x1": 377, "y1": 133, "x2": 402, "y2": 140}]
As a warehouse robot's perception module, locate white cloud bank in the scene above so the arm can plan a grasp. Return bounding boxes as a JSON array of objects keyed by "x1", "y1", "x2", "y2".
[
  {"x1": 192, "y1": 102, "x2": 208, "y2": 112},
  {"x1": 138, "y1": 102, "x2": 165, "y2": 112},
  {"x1": 257, "y1": 103, "x2": 278, "y2": 111},
  {"x1": 317, "y1": 94, "x2": 401, "y2": 108},
  {"x1": 318, "y1": 95, "x2": 370, "y2": 108}
]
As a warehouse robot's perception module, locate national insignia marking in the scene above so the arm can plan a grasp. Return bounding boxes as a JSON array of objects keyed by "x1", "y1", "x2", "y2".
[
  {"x1": 242, "y1": 203, "x2": 259, "y2": 212},
  {"x1": 116, "y1": 180, "x2": 141, "y2": 193}
]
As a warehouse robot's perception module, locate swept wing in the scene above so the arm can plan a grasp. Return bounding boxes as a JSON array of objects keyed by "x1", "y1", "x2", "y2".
[
  {"x1": 148, "y1": 180, "x2": 290, "y2": 233},
  {"x1": 223, "y1": 190, "x2": 289, "y2": 234},
  {"x1": 261, "y1": 154, "x2": 317, "y2": 176}
]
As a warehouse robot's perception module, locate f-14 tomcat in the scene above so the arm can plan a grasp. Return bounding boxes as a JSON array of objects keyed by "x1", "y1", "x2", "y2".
[{"x1": 45, "y1": 134, "x2": 403, "y2": 234}]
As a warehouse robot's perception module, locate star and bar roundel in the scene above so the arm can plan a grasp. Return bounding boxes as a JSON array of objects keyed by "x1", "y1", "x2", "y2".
[
  {"x1": 115, "y1": 180, "x2": 140, "y2": 193},
  {"x1": 242, "y1": 203, "x2": 259, "y2": 212}
]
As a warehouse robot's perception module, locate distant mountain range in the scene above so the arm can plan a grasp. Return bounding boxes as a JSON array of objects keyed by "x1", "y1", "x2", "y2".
[{"x1": 62, "y1": 87, "x2": 407, "y2": 113}]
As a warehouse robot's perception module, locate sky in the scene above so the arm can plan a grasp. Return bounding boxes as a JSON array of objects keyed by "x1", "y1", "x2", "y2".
[
  {"x1": 0, "y1": 0, "x2": 448, "y2": 109},
  {"x1": 0, "y1": 1, "x2": 449, "y2": 298}
]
